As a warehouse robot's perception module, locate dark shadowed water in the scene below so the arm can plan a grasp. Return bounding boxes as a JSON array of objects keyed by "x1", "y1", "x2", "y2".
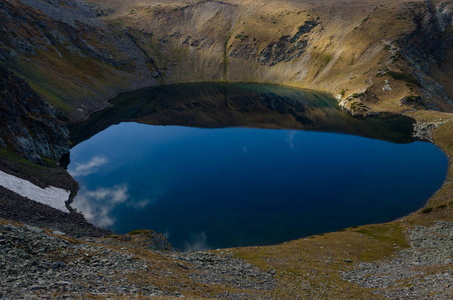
[{"x1": 69, "y1": 83, "x2": 447, "y2": 250}]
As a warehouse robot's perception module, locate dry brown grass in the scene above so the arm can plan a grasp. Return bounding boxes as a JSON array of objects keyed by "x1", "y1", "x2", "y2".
[{"x1": 84, "y1": 0, "x2": 437, "y2": 111}]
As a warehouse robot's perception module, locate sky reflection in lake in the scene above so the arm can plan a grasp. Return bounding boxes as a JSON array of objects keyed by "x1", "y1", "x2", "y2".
[{"x1": 69, "y1": 123, "x2": 447, "y2": 250}]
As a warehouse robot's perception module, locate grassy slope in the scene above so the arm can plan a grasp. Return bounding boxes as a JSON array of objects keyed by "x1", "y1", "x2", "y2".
[
  {"x1": 2, "y1": 0, "x2": 159, "y2": 121},
  {"x1": 87, "y1": 0, "x2": 451, "y2": 115},
  {"x1": 6, "y1": 0, "x2": 451, "y2": 120}
]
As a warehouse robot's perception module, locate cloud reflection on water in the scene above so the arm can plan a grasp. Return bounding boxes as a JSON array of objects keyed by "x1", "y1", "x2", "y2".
[
  {"x1": 69, "y1": 156, "x2": 108, "y2": 177},
  {"x1": 286, "y1": 130, "x2": 297, "y2": 149},
  {"x1": 72, "y1": 184, "x2": 129, "y2": 227},
  {"x1": 183, "y1": 232, "x2": 210, "y2": 251},
  {"x1": 72, "y1": 184, "x2": 158, "y2": 228}
]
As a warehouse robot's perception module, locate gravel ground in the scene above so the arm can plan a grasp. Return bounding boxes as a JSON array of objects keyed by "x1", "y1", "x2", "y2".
[
  {"x1": 0, "y1": 220, "x2": 276, "y2": 299},
  {"x1": 0, "y1": 222, "x2": 166, "y2": 299},
  {"x1": 342, "y1": 221, "x2": 453, "y2": 299},
  {"x1": 170, "y1": 251, "x2": 275, "y2": 296}
]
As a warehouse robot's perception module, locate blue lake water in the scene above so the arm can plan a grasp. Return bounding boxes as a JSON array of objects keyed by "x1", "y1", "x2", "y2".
[{"x1": 68, "y1": 83, "x2": 448, "y2": 250}]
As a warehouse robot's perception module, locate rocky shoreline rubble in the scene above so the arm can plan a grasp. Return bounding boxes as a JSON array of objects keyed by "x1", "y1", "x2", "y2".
[
  {"x1": 0, "y1": 186, "x2": 111, "y2": 238},
  {"x1": 412, "y1": 120, "x2": 446, "y2": 142},
  {"x1": 0, "y1": 218, "x2": 276, "y2": 299},
  {"x1": 342, "y1": 221, "x2": 453, "y2": 299},
  {"x1": 4, "y1": 212, "x2": 453, "y2": 298}
]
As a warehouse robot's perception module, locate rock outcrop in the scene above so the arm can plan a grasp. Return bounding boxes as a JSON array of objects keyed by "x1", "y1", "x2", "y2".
[
  {"x1": 0, "y1": 0, "x2": 159, "y2": 122},
  {"x1": 0, "y1": 65, "x2": 69, "y2": 164}
]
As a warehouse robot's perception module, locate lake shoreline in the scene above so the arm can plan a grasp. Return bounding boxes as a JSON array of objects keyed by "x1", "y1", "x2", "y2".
[{"x1": 67, "y1": 84, "x2": 446, "y2": 250}]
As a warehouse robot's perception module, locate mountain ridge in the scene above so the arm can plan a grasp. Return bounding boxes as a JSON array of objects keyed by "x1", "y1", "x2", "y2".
[{"x1": 2, "y1": 0, "x2": 453, "y2": 123}]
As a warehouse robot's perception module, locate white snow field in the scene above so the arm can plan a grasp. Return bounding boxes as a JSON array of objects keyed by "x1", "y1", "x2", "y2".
[{"x1": 0, "y1": 170, "x2": 70, "y2": 212}]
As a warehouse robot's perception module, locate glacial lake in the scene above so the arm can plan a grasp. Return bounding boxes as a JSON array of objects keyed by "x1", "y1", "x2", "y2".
[{"x1": 69, "y1": 83, "x2": 448, "y2": 250}]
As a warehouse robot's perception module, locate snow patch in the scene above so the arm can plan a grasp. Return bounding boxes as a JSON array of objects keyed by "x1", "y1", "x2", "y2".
[{"x1": 0, "y1": 170, "x2": 70, "y2": 212}]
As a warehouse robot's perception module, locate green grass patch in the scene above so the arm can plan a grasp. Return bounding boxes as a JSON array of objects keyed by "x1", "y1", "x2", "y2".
[
  {"x1": 353, "y1": 224, "x2": 409, "y2": 261},
  {"x1": 28, "y1": 82, "x2": 73, "y2": 113},
  {"x1": 350, "y1": 92, "x2": 364, "y2": 99},
  {"x1": 323, "y1": 54, "x2": 332, "y2": 65},
  {"x1": 354, "y1": 225, "x2": 409, "y2": 247},
  {"x1": 234, "y1": 34, "x2": 249, "y2": 41},
  {"x1": 0, "y1": 148, "x2": 36, "y2": 167},
  {"x1": 128, "y1": 229, "x2": 150, "y2": 235},
  {"x1": 422, "y1": 207, "x2": 433, "y2": 213},
  {"x1": 0, "y1": 148, "x2": 66, "y2": 183},
  {"x1": 387, "y1": 71, "x2": 420, "y2": 87}
]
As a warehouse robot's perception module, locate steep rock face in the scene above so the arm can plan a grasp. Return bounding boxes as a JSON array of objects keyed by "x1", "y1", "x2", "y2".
[
  {"x1": 231, "y1": 18, "x2": 319, "y2": 66},
  {"x1": 394, "y1": 1, "x2": 453, "y2": 111},
  {"x1": 399, "y1": 2, "x2": 446, "y2": 74},
  {"x1": 0, "y1": 0, "x2": 159, "y2": 121},
  {"x1": 0, "y1": 65, "x2": 69, "y2": 164}
]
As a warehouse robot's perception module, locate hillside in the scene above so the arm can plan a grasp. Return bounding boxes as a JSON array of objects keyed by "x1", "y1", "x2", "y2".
[{"x1": 1, "y1": 0, "x2": 453, "y2": 122}]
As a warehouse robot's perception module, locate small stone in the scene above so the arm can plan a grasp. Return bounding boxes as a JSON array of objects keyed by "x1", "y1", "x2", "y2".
[
  {"x1": 25, "y1": 225, "x2": 44, "y2": 233},
  {"x1": 28, "y1": 285, "x2": 47, "y2": 291},
  {"x1": 55, "y1": 281, "x2": 72, "y2": 285},
  {"x1": 52, "y1": 230, "x2": 66, "y2": 236},
  {"x1": 177, "y1": 262, "x2": 189, "y2": 270},
  {"x1": 51, "y1": 261, "x2": 66, "y2": 269}
]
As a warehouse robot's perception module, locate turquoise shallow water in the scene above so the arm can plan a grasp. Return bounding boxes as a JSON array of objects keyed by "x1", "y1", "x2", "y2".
[{"x1": 68, "y1": 83, "x2": 448, "y2": 250}]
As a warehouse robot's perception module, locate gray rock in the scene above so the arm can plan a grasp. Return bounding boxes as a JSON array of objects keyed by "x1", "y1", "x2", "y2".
[
  {"x1": 0, "y1": 65, "x2": 70, "y2": 164},
  {"x1": 51, "y1": 261, "x2": 66, "y2": 269},
  {"x1": 52, "y1": 230, "x2": 66, "y2": 236},
  {"x1": 25, "y1": 225, "x2": 44, "y2": 234}
]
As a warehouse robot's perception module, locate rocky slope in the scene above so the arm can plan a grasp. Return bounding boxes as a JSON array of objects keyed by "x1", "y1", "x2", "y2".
[
  {"x1": 3, "y1": 192, "x2": 453, "y2": 298},
  {"x1": 0, "y1": 65, "x2": 69, "y2": 164},
  {"x1": 0, "y1": 0, "x2": 159, "y2": 121},
  {"x1": 0, "y1": 218, "x2": 275, "y2": 299}
]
